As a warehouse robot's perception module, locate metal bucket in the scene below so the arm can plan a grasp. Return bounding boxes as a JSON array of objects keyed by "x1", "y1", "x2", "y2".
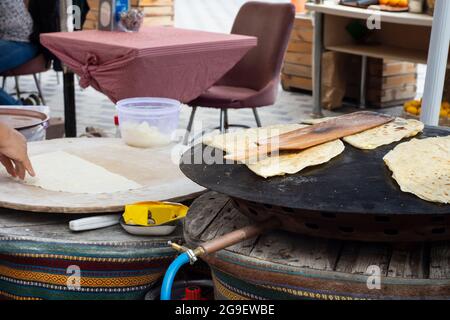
[{"x1": 0, "y1": 107, "x2": 49, "y2": 141}]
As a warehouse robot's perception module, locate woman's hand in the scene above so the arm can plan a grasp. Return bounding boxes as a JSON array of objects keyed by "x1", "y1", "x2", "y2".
[{"x1": 0, "y1": 123, "x2": 35, "y2": 180}]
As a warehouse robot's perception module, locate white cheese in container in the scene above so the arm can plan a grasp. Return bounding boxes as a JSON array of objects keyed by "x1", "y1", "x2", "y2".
[{"x1": 121, "y1": 121, "x2": 171, "y2": 148}]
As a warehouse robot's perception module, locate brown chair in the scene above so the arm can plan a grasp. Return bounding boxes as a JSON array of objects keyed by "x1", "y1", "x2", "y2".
[
  {"x1": 1, "y1": 54, "x2": 50, "y2": 105},
  {"x1": 184, "y1": 1, "x2": 295, "y2": 143}
]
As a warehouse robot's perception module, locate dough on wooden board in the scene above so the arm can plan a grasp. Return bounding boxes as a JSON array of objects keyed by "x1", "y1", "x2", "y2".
[
  {"x1": 383, "y1": 136, "x2": 450, "y2": 204},
  {"x1": 19, "y1": 151, "x2": 142, "y2": 194}
]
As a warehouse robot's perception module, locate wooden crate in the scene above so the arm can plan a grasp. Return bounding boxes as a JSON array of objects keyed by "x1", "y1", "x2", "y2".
[
  {"x1": 282, "y1": 15, "x2": 418, "y2": 108},
  {"x1": 84, "y1": 0, "x2": 99, "y2": 30},
  {"x1": 131, "y1": 0, "x2": 174, "y2": 26},
  {"x1": 346, "y1": 57, "x2": 418, "y2": 108},
  {"x1": 281, "y1": 15, "x2": 313, "y2": 92},
  {"x1": 83, "y1": 0, "x2": 174, "y2": 30},
  {"x1": 368, "y1": 59, "x2": 417, "y2": 77},
  {"x1": 368, "y1": 85, "x2": 418, "y2": 107}
]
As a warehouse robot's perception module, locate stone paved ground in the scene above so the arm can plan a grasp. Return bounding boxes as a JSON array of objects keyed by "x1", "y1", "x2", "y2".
[{"x1": 2, "y1": 0, "x2": 425, "y2": 138}]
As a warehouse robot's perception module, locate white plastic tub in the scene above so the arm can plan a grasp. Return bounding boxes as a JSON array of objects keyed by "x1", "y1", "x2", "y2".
[{"x1": 116, "y1": 97, "x2": 181, "y2": 148}]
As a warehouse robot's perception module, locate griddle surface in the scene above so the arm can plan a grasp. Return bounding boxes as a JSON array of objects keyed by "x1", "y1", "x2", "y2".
[{"x1": 180, "y1": 126, "x2": 450, "y2": 215}]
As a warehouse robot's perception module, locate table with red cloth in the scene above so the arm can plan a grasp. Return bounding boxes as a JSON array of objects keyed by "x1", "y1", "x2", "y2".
[{"x1": 40, "y1": 27, "x2": 257, "y2": 136}]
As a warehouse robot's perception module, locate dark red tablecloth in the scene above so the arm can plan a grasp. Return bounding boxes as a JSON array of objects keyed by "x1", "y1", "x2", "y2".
[{"x1": 41, "y1": 27, "x2": 257, "y2": 103}]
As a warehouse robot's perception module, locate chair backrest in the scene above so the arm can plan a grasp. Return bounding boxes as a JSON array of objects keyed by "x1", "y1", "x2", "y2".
[{"x1": 217, "y1": 1, "x2": 295, "y2": 91}]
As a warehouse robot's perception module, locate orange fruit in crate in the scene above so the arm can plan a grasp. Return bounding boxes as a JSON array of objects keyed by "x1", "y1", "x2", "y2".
[
  {"x1": 379, "y1": 0, "x2": 389, "y2": 4},
  {"x1": 406, "y1": 106, "x2": 419, "y2": 115},
  {"x1": 389, "y1": 0, "x2": 400, "y2": 6},
  {"x1": 398, "y1": 0, "x2": 408, "y2": 7}
]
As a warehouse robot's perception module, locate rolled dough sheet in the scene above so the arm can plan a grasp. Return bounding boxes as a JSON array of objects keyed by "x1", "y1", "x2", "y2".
[
  {"x1": 383, "y1": 136, "x2": 450, "y2": 204},
  {"x1": 22, "y1": 151, "x2": 142, "y2": 194}
]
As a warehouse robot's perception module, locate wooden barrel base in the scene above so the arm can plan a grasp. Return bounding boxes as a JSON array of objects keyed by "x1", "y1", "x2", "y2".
[
  {"x1": 184, "y1": 192, "x2": 450, "y2": 300},
  {"x1": 232, "y1": 197, "x2": 450, "y2": 242},
  {"x1": 0, "y1": 210, "x2": 182, "y2": 300}
]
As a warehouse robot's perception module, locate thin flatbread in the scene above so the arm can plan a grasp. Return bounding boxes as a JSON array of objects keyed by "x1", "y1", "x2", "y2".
[
  {"x1": 383, "y1": 136, "x2": 450, "y2": 204},
  {"x1": 204, "y1": 125, "x2": 345, "y2": 178},
  {"x1": 303, "y1": 116, "x2": 423, "y2": 149},
  {"x1": 22, "y1": 151, "x2": 142, "y2": 194},
  {"x1": 302, "y1": 117, "x2": 336, "y2": 125},
  {"x1": 203, "y1": 124, "x2": 303, "y2": 155},
  {"x1": 247, "y1": 139, "x2": 345, "y2": 178},
  {"x1": 343, "y1": 118, "x2": 424, "y2": 149}
]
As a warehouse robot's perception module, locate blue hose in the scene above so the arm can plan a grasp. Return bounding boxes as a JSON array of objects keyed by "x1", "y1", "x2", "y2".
[{"x1": 161, "y1": 252, "x2": 191, "y2": 300}]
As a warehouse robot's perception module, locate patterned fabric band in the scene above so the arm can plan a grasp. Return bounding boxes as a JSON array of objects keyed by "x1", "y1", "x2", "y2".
[{"x1": 0, "y1": 237, "x2": 176, "y2": 300}]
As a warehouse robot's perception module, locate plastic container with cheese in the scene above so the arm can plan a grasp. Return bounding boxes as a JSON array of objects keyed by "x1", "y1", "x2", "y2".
[{"x1": 116, "y1": 97, "x2": 181, "y2": 148}]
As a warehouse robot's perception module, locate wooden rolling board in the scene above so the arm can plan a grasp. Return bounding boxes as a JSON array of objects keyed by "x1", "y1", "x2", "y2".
[{"x1": 0, "y1": 138, "x2": 204, "y2": 214}]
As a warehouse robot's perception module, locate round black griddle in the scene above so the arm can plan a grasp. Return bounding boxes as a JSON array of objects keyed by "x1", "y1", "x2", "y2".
[{"x1": 180, "y1": 126, "x2": 450, "y2": 242}]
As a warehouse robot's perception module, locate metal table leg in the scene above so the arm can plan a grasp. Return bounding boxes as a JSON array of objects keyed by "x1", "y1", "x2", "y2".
[
  {"x1": 312, "y1": 12, "x2": 324, "y2": 117},
  {"x1": 421, "y1": 0, "x2": 450, "y2": 126},
  {"x1": 359, "y1": 56, "x2": 367, "y2": 108},
  {"x1": 63, "y1": 71, "x2": 77, "y2": 137}
]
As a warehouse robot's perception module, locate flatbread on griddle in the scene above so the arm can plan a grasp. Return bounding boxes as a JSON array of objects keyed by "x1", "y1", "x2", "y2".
[
  {"x1": 383, "y1": 136, "x2": 450, "y2": 204},
  {"x1": 343, "y1": 118, "x2": 424, "y2": 149},
  {"x1": 202, "y1": 124, "x2": 303, "y2": 155},
  {"x1": 203, "y1": 124, "x2": 345, "y2": 178},
  {"x1": 301, "y1": 117, "x2": 335, "y2": 125},
  {"x1": 247, "y1": 139, "x2": 345, "y2": 178},
  {"x1": 303, "y1": 116, "x2": 423, "y2": 149}
]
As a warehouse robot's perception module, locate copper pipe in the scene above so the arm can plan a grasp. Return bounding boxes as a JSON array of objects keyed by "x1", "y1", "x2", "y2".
[{"x1": 199, "y1": 218, "x2": 280, "y2": 255}]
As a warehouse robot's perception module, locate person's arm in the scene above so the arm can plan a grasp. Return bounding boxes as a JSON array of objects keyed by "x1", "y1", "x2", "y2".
[{"x1": 0, "y1": 123, "x2": 35, "y2": 180}]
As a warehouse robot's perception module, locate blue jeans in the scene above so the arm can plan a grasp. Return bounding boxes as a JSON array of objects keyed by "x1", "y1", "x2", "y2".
[{"x1": 0, "y1": 40, "x2": 39, "y2": 105}]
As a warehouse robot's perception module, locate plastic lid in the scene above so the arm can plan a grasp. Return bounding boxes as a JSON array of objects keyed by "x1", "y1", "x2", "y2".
[{"x1": 116, "y1": 97, "x2": 181, "y2": 116}]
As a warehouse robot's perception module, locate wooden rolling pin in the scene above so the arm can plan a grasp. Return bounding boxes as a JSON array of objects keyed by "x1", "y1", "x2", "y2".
[{"x1": 225, "y1": 111, "x2": 394, "y2": 162}]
